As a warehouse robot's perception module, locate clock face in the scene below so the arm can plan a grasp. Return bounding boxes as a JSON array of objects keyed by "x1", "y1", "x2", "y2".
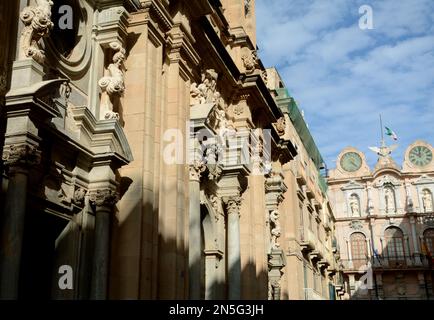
[
  {"x1": 409, "y1": 146, "x2": 432, "y2": 167},
  {"x1": 340, "y1": 152, "x2": 363, "y2": 172}
]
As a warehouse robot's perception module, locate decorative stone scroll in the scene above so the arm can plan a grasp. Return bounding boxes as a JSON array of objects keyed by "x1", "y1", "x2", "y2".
[
  {"x1": 98, "y1": 42, "x2": 126, "y2": 120},
  {"x1": 190, "y1": 69, "x2": 221, "y2": 105},
  {"x1": 88, "y1": 189, "x2": 119, "y2": 207},
  {"x1": 19, "y1": 0, "x2": 54, "y2": 63},
  {"x1": 2, "y1": 144, "x2": 41, "y2": 168}
]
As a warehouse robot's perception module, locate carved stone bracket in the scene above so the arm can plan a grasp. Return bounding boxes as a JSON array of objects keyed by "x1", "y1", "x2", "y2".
[
  {"x1": 88, "y1": 189, "x2": 119, "y2": 207},
  {"x1": 2, "y1": 144, "x2": 41, "y2": 168},
  {"x1": 19, "y1": 0, "x2": 54, "y2": 63}
]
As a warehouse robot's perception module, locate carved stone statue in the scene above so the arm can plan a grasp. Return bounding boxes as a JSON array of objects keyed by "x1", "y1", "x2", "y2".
[
  {"x1": 98, "y1": 42, "x2": 126, "y2": 120},
  {"x1": 384, "y1": 187, "x2": 395, "y2": 214},
  {"x1": 349, "y1": 194, "x2": 360, "y2": 216},
  {"x1": 270, "y1": 210, "x2": 281, "y2": 250},
  {"x1": 422, "y1": 189, "x2": 433, "y2": 213},
  {"x1": 275, "y1": 117, "x2": 286, "y2": 136},
  {"x1": 19, "y1": 0, "x2": 54, "y2": 63},
  {"x1": 190, "y1": 69, "x2": 220, "y2": 106}
]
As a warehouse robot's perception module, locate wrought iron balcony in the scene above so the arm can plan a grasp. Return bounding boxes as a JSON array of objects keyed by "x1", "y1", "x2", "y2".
[{"x1": 339, "y1": 254, "x2": 434, "y2": 271}]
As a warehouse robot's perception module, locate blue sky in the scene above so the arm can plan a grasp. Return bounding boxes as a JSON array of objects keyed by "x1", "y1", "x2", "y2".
[{"x1": 256, "y1": 0, "x2": 434, "y2": 169}]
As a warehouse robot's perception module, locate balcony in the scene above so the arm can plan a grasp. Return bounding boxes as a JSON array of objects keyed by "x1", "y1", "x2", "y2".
[
  {"x1": 299, "y1": 227, "x2": 316, "y2": 251},
  {"x1": 340, "y1": 254, "x2": 434, "y2": 272}
]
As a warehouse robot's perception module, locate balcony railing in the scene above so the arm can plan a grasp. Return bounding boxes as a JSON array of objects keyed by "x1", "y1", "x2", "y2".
[
  {"x1": 299, "y1": 227, "x2": 316, "y2": 251},
  {"x1": 340, "y1": 254, "x2": 434, "y2": 271},
  {"x1": 304, "y1": 288, "x2": 324, "y2": 300}
]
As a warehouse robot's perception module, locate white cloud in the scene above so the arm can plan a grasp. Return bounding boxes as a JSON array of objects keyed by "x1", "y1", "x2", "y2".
[{"x1": 256, "y1": 0, "x2": 434, "y2": 168}]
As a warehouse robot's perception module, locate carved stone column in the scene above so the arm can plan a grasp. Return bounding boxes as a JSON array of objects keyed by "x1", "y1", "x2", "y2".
[
  {"x1": 224, "y1": 195, "x2": 242, "y2": 300},
  {"x1": 188, "y1": 160, "x2": 206, "y2": 300},
  {"x1": 0, "y1": 143, "x2": 41, "y2": 299},
  {"x1": 89, "y1": 188, "x2": 119, "y2": 300}
]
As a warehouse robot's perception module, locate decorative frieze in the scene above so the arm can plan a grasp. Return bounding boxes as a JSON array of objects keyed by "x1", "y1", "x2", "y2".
[
  {"x1": 2, "y1": 144, "x2": 41, "y2": 168},
  {"x1": 88, "y1": 189, "x2": 119, "y2": 207},
  {"x1": 19, "y1": 0, "x2": 54, "y2": 63}
]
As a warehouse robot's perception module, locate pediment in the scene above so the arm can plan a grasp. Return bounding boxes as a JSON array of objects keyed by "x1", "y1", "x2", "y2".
[
  {"x1": 413, "y1": 174, "x2": 434, "y2": 186},
  {"x1": 341, "y1": 180, "x2": 365, "y2": 191}
]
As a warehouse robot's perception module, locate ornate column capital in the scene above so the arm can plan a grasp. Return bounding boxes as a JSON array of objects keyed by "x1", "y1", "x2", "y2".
[
  {"x1": 88, "y1": 189, "x2": 119, "y2": 207},
  {"x1": 224, "y1": 196, "x2": 242, "y2": 217},
  {"x1": 189, "y1": 160, "x2": 206, "y2": 182},
  {"x1": 2, "y1": 144, "x2": 41, "y2": 168}
]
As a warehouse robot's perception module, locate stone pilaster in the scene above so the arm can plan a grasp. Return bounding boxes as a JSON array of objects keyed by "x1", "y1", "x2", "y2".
[
  {"x1": 0, "y1": 143, "x2": 41, "y2": 299},
  {"x1": 89, "y1": 188, "x2": 119, "y2": 300},
  {"x1": 224, "y1": 195, "x2": 242, "y2": 300},
  {"x1": 188, "y1": 161, "x2": 206, "y2": 299}
]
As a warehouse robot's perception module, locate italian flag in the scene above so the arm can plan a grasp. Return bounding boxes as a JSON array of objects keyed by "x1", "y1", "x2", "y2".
[{"x1": 385, "y1": 127, "x2": 398, "y2": 140}]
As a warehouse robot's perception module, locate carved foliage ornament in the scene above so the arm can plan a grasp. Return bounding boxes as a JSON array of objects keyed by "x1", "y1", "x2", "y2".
[
  {"x1": 89, "y1": 189, "x2": 119, "y2": 207},
  {"x1": 19, "y1": 0, "x2": 54, "y2": 63},
  {"x1": 225, "y1": 196, "x2": 242, "y2": 216},
  {"x1": 2, "y1": 144, "x2": 41, "y2": 167}
]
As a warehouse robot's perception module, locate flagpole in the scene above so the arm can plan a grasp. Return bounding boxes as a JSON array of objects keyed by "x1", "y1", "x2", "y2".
[{"x1": 379, "y1": 114, "x2": 384, "y2": 146}]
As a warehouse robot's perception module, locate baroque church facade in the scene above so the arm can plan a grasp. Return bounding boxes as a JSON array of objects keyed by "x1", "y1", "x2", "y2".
[
  {"x1": 328, "y1": 141, "x2": 434, "y2": 300},
  {"x1": 0, "y1": 0, "x2": 343, "y2": 300}
]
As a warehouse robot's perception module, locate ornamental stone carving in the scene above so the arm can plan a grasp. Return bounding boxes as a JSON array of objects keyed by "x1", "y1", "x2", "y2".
[
  {"x1": 190, "y1": 69, "x2": 220, "y2": 105},
  {"x1": 422, "y1": 189, "x2": 433, "y2": 213},
  {"x1": 349, "y1": 220, "x2": 363, "y2": 230},
  {"x1": 275, "y1": 117, "x2": 286, "y2": 136},
  {"x1": 225, "y1": 196, "x2": 242, "y2": 216},
  {"x1": 73, "y1": 187, "x2": 86, "y2": 206},
  {"x1": 98, "y1": 42, "x2": 126, "y2": 120},
  {"x1": 270, "y1": 210, "x2": 281, "y2": 250},
  {"x1": 88, "y1": 189, "x2": 119, "y2": 207},
  {"x1": 19, "y1": 0, "x2": 54, "y2": 63},
  {"x1": 2, "y1": 144, "x2": 41, "y2": 168},
  {"x1": 241, "y1": 49, "x2": 258, "y2": 74},
  {"x1": 189, "y1": 160, "x2": 206, "y2": 182}
]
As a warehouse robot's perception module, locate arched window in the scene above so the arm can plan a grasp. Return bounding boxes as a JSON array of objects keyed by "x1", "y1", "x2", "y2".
[
  {"x1": 350, "y1": 232, "x2": 367, "y2": 268},
  {"x1": 384, "y1": 186, "x2": 396, "y2": 214},
  {"x1": 424, "y1": 229, "x2": 434, "y2": 254},
  {"x1": 385, "y1": 227, "x2": 405, "y2": 260},
  {"x1": 421, "y1": 189, "x2": 433, "y2": 213},
  {"x1": 349, "y1": 194, "x2": 361, "y2": 217}
]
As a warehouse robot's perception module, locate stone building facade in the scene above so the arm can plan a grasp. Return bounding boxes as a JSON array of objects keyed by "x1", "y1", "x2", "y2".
[
  {"x1": 0, "y1": 0, "x2": 343, "y2": 300},
  {"x1": 328, "y1": 141, "x2": 434, "y2": 300}
]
